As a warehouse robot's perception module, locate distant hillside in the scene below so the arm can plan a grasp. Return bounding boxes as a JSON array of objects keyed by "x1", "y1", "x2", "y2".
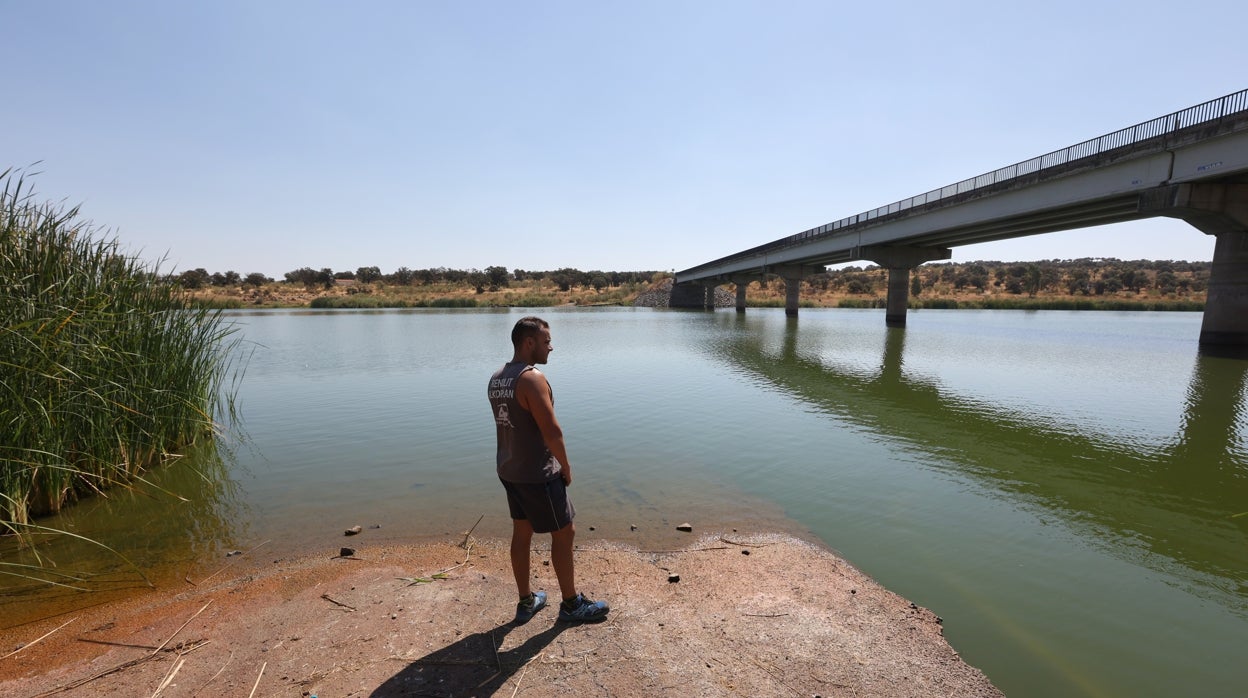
[{"x1": 180, "y1": 260, "x2": 1209, "y2": 310}]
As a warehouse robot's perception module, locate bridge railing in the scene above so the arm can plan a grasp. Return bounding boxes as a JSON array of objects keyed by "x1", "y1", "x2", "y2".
[{"x1": 683, "y1": 88, "x2": 1248, "y2": 275}]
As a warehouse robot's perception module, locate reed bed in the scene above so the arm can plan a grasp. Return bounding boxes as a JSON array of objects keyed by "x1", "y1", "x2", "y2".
[{"x1": 1, "y1": 170, "x2": 241, "y2": 538}]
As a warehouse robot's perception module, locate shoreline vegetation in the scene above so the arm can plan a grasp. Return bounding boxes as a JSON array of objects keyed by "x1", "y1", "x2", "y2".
[
  {"x1": 181, "y1": 259, "x2": 1209, "y2": 312},
  {"x1": 1, "y1": 171, "x2": 240, "y2": 562}
]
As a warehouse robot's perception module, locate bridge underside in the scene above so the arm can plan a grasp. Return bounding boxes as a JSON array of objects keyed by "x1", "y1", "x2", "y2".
[
  {"x1": 674, "y1": 101, "x2": 1248, "y2": 349},
  {"x1": 673, "y1": 178, "x2": 1248, "y2": 351}
]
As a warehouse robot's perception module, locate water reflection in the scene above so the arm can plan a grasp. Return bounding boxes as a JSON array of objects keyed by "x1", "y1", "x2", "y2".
[
  {"x1": 0, "y1": 439, "x2": 248, "y2": 627},
  {"x1": 1176, "y1": 354, "x2": 1247, "y2": 472},
  {"x1": 707, "y1": 313, "x2": 1248, "y2": 603}
]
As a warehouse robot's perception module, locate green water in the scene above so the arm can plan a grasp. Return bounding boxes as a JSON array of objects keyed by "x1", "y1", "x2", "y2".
[{"x1": 3, "y1": 307, "x2": 1245, "y2": 697}]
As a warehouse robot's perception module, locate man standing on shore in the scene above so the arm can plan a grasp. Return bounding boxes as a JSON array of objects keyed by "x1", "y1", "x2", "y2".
[{"x1": 488, "y1": 316, "x2": 609, "y2": 624}]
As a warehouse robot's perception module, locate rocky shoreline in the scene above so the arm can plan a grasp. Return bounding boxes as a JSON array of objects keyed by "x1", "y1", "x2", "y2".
[{"x1": 631, "y1": 277, "x2": 736, "y2": 308}]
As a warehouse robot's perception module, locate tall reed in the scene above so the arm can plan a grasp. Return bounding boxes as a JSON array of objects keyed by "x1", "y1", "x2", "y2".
[{"x1": 1, "y1": 170, "x2": 241, "y2": 530}]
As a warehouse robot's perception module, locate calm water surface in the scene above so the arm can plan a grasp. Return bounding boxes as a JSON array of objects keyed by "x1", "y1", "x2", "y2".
[{"x1": 4, "y1": 307, "x2": 1246, "y2": 697}]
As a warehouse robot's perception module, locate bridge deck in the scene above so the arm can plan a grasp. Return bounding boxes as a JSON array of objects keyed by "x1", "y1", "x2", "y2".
[{"x1": 677, "y1": 90, "x2": 1248, "y2": 283}]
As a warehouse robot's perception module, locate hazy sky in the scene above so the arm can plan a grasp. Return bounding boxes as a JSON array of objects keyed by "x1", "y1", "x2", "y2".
[{"x1": 6, "y1": 1, "x2": 1245, "y2": 278}]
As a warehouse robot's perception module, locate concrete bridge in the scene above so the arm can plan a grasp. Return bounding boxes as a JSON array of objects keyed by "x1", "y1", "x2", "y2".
[{"x1": 673, "y1": 89, "x2": 1248, "y2": 351}]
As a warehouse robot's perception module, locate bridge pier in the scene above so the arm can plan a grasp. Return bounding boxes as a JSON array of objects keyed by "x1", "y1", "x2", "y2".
[
  {"x1": 703, "y1": 282, "x2": 718, "y2": 310},
  {"x1": 1201, "y1": 229, "x2": 1248, "y2": 348},
  {"x1": 1162, "y1": 181, "x2": 1248, "y2": 351},
  {"x1": 784, "y1": 277, "x2": 800, "y2": 317},
  {"x1": 856, "y1": 245, "x2": 952, "y2": 327},
  {"x1": 773, "y1": 265, "x2": 820, "y2": 317},
  {"x1": 730, "y1": 274, "x2": 760, "y2": 313},
  {"x1": 884, "y1": 268, "x2": 911, "y2": 327}
]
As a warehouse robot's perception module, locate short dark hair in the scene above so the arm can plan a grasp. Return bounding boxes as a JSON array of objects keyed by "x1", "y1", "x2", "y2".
[{"x1": 511, "y1": 316, "x2": 549, "y2": 347}]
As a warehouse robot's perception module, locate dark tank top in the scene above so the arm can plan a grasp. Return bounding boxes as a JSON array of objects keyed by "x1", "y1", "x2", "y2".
[{"x1": 488, "y1": 361, "x2": 559, "y2": 483}]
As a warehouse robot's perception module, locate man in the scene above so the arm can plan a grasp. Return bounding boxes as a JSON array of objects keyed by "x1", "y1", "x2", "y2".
[{"x1": 488, "y1": 316, "x2": 609, "y2": 624}]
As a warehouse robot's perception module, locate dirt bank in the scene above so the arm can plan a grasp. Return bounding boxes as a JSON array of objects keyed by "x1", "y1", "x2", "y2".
[{"x1": 1, "y1": 533, "x2": 1001, "y2": 697}]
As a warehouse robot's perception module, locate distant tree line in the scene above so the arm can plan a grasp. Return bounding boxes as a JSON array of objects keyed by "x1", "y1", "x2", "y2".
[
  {"x1": 168, "y1": 269, "x2": 273, "y2": 289},
  {"x1": 170, "y1": 259, "x2": 1208, "y2": 300},
  {"x1": 805, "y1": 258, "x2": 1210, "y2": 298},
  {"x1": 170, "y1": 266, "x2": 658, "y2": 293}
]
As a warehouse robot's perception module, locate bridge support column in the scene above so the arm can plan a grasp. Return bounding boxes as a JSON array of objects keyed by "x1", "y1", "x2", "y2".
[
  {"x1": 1201, "y1": 230, "x2": 1248, "y2": 348},
  {"x1": 735, "y1": 282, "x2": 748, "y2": 313},
  {"x1": 784, "y1": 278, "x2": 800, "y2": 317},
  {"x1": 1161, "y1": 181, "x2": 1248, "y2": 352},
  {"x1": 884, "y1": 268, "x2": 911, "y2": 327},
  {"x1": 703, "y1": 282, "x2": 720, "y2": 310},
  {"x1": 773, "y1": 265, "x2": 820, "y2": 318},
  {"x1": 855, "y1": 245, "x2": 951, "y2": 328}
]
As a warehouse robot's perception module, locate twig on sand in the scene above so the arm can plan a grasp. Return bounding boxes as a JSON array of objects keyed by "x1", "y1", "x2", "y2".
[
  {"x1": 398, "y1": 572, "x2": 450, "y2": 586},
  {"x1": 320, "y1": 594, "x2": 357, "y2": 612},
  {"x1": 743, "y1": 612, "x2": 790, "y2": 618},
  {"x1": 461, "y1": 514, "x2": 485, "y2": 549},
  {"x1": 31, "y1": 601, "x2": 213, "y2": 697},
  {"x1": 476, "y1": 628, "x2": 504, "y2": 688},
  {"x1": 638, "y1": 546, "x2": 730, "y2": 554},
  {"x1": 719, "y1": 537, "x2": 775, "y2": 548},
  {"x1": 186, "y1": 540, "x2": 272, "y2": 586},
  {"x1": 192, "y1": 650, "x2": 234, "y2": 696},
  {"x1": 510, "y1": 654, "x2": 541, "y2": 697},
  {"x1": 402, "y1": 530, "x2": 477, "y2": 585},
  {"x1": 751, "y1": 656, "x2": 804, "y2": 696},
  {"x1": 0, "y1": 616, "x2": 78, "y2": 661},
  {"x1": 151, "y1": 601, "x2": 214, "y2": 656},
  {"x1": 151, "y1": 656, "x2": 185, "y2": 697},
  {"x1": 247, "y1": 661, "x2": 267, "y2": 698}
]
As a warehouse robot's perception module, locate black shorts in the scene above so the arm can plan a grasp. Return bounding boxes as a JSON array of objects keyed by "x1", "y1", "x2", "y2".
[{"x1": 500, "y1": 477, "x2": 575, "y2": 534}]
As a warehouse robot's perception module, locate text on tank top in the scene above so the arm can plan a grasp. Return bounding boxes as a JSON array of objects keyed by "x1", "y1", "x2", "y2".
[{"x1": 488, "y1": 361, "x2": 559, "y2": 483}]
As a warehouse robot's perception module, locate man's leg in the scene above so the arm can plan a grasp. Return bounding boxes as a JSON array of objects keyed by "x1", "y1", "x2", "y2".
[
  {"x1": 510, "y1": 518, "x2": 535, "y2": 598},
  {"x1": 550, "y1": 521, "x2": 577, "y2": 601}
]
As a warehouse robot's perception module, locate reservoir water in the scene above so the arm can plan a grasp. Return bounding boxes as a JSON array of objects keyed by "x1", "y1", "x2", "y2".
[{"x1": 4, "y1": 307, "x2": 1246, "y2": 697}]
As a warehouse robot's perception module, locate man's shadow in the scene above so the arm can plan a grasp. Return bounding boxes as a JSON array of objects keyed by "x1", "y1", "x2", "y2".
[{"x1": 371, "y1": 618, "x2": 571, "y2": 697}]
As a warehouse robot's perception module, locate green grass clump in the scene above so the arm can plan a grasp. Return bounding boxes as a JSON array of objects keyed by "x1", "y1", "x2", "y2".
[
  {"x1": 310, "y1": 295, "x2": 410, "y2": 309},
  {"x1": 915, "y1": 298, "x2": 959, "y2": 309},
  {"x1": 421, "y1": 297, "x2": 478, "y2": 308},
  {"x1": 837, "y1": 298, "x2": 886, "y2": 309},
  {"x1": 500, "y1": 293, "x2": 560, "y2": 307},
  {"x1": 190, "y1": 297, "x2": 244, "y2": 309},
  {"x1": 1, "y1": 170, "x2": 241, "y2": 531}
]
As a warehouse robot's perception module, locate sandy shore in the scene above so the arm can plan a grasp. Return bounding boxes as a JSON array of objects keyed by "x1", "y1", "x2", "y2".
[{"x1": 1, "y1": 532, "x2": 1001, "y2": 697}]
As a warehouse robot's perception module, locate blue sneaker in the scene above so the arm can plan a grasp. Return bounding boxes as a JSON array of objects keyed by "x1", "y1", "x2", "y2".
[
  {"x1": 558, "y1": 593, "x2": 609, "y2": 623},
  {"x1": 514, "y1": 591, "x2": 547, "y2": 624}
]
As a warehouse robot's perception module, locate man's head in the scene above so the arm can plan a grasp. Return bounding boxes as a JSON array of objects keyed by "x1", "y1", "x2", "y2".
[{"x1": 511, "y1": 316, "x2": 552, "y2": 364}]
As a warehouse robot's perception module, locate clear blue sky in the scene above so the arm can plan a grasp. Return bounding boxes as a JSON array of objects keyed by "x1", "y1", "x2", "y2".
[{"x1": 6, "y1": 1, "x2": 1245, "y2": 278}]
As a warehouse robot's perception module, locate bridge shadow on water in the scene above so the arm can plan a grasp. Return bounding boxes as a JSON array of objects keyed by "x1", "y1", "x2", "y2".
[
  {"x1": 706, "y1": 313, "x2": 1248, "y2": 602},
  {"x1": 370, "y1": 620, "x2": 570, "y2": 697}
]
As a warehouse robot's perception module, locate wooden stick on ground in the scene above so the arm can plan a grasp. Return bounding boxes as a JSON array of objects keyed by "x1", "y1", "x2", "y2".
[
  {"x1": 510, "y1": 654, "x2": 542, "y2": 698},
  {"x1": 0, "y1": 616, "x2": 78, "y2": 661},
  {"x1": 320, "y1": 594, "x2": 356, "y2": 612},
  {"x1": 149, "y1": 601, "x2": 213, "y2": 657},
  {"x1": 461, "y1": 514, "x2": 485, "y2": 549},
  {"x1": 191, "y1": 650, "x2": 234, "y2": 696},
  {"x1": 247, "y1": 661, "x2": 267, "y2": 698},
  {"x1": 150, "y1": 656, "x2": 185, "y2": 698},
  {"x1": 32, "y1": 601, "x2": 214, "y2": 698},
  {"x1": 719, "y1": 536, "x2": 776, "y2": 548}
]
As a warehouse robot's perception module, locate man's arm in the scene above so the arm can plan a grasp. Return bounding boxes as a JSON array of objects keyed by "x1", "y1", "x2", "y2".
[{"x1": 516, "y1": 369, "x2": 572, "y2": 485}]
